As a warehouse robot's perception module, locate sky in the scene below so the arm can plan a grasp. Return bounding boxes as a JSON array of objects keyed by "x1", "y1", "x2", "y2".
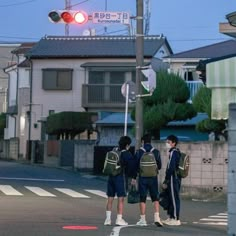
[{"x1": 0, "y1": 0, "x2": 235, "y2": 53}]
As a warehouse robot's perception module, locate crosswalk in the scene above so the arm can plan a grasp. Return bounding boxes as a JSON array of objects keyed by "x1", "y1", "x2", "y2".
[
  {"x1": 193, "y1": 212, "x2": 227, "y2": 226},
  {"x1": 0, "y1": 184, "x2": 107, "y2": 199}
]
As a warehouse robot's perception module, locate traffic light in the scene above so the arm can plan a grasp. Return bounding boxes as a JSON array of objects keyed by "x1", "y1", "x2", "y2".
[{"x1": 48, "y1": 10, "x2": 89, "y2": 24}]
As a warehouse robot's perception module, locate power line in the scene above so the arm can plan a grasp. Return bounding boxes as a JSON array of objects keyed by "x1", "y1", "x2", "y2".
[{"x1": 0, "y1": 0, "x2": 36, "y2": 7}]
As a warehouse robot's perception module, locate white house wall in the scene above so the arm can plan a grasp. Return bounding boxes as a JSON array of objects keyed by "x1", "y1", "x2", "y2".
[
  {"x1": 30, "y1": 58, "x2": 138, "y2": 141},
  {"x1": 8, "y1": 69, "x2": 17, "y2": 106}
]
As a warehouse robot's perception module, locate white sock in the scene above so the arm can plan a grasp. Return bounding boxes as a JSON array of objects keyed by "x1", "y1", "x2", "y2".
[
  {"x1": 117, "y1": 214, "x2": 122, "y2": 220},
  {"x1": 140, "y1": 215, "x2": 146, "y2": 221},
  {"x1": 106, "y1": 211, "x2": 111, "y2": 219},
  {"x1": 154, "y1": 212, "x2": 160, "y2": 221}
]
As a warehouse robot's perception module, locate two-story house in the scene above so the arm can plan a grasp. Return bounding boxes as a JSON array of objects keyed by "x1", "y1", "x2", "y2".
[
  {"x1": 4, "y1": 43, "x2": 35, "y2": 158},
  {"x1": 7, "y1": 35, "x2": 171, "y2": 158}
]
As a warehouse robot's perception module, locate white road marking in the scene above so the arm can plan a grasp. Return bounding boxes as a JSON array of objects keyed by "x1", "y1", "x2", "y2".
[
  {"x1": 85, "y1": 189, "x2": 108, "y2": 198},
  {"x1": 109, "y1": 225, "x2": 136, "y2": 236},
  {"x1": 193, "y1": 222, "x2": 227, "y2": 226},
  {"x1": 193, "y1": 212, "x2": 228, "y2": 226},
  {"x1": 25, "y1": 186, "x2": 56, "y2": 197},
  {"x1": 0, "y1": 177, "x2": 64, "y2": 182},
  {"x1": 200, "y1": 218, "x2": 227, "y2": 222},
  {"x1": 0, "y1": 185, "x2": 23, "y2": 196},
  {"x1": 209, "y1": 215, "x2": 228, "y2": 218},
  {"x1": 55, "y1": 188, "x2": 90, "y2": 198}
]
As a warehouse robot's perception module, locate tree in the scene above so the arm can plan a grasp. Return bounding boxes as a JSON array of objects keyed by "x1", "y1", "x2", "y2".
[
  {"x1": 131, "y1": 71, "x2": 197, "y2": 139},
  {"x1": 0, "y1": 113, "x2": 6, "y2": 139},
  {"x1": 192, "y1": 86, "x2": 226, "y2": 138},
  {"x1": 46, "y1": 111, "x2": 97, "y2": 140}
]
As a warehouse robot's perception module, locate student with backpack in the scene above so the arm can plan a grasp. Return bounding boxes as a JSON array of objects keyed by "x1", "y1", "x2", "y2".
[
  {"x1": 134, "y1": 133, "x2": 163, "y2": 227},
  {"x1": 162, "y1": 134, "x2": 182, "y2": 226},
  {"x1": 104, "y1": 135, "x2": 136, "y2": 226}
]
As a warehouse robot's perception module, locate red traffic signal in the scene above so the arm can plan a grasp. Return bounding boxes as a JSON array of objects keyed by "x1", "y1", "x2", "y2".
[{"x1": 48, "y1": 10, "x2": 89, "y2": 24}]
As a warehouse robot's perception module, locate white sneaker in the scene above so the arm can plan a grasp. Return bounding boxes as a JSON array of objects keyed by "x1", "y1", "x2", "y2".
[
  {"x1": 115, "y1": 218, "x2": 128, "y2": 226},
  {"x1": 136, "y1": 218, "x2": 147, "y2": 226},
  {"x1": 154, "y1": 218, "x2": 163, "y2": 227},
  {"x1": 104, "y1": 218, "x2": 111, "y2": 226},
  {"x1": 162, "y1": 218, "x2": 171, "y2": 224},
  {"x1": 164, "y1": 219, "x2": 181, "y2": 226}
]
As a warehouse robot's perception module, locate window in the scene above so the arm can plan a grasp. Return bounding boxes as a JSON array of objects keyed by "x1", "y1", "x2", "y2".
[{"x1": 42, "y1": 69, "x2": 73, "y2": 90}]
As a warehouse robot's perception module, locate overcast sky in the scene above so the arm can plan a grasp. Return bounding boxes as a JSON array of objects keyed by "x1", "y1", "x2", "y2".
[{"x1": 0, "y1": 0, "x2": 235, "y2": 53}]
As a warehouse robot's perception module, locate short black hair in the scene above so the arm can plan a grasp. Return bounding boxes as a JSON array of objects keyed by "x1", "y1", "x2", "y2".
[
  {"x1": 166, "y1": 134, "x2": 178, "y2": 145},
  {"x1": 141, "y1": 133, "x2": 152, "y2": 144},
  {"x1": 118, "y1": 136, "x2": 132, "y2": 149}
]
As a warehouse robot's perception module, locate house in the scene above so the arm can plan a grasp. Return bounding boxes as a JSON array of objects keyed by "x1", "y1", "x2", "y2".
[
  {"x1": 6, "y1": 35, "x2": 172, "y2": 158},
  {"x1": 0, "y1": 44, "x2": 21, "y2": 114},
  {"x1": 163, "y1": 40, "x2": 236, "y2": 101}
]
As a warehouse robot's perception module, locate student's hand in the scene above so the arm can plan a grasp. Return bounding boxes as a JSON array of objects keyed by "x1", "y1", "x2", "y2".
[
  {"x1": 162, "y1": 183, "x2": 167, "y2": 190},
  {"x1": 131, "y1": 178, "x2": 136, "y2": 185}
]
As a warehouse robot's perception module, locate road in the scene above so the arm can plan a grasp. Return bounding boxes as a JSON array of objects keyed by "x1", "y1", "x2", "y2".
[{"x1": 0, "y1": 160, "x2": 227, "y2": 236}]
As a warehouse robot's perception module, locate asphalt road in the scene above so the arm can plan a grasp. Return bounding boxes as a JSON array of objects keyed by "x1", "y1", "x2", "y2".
[{"x1": 0, "y1": 160, "x2": 227, "y2": 236}]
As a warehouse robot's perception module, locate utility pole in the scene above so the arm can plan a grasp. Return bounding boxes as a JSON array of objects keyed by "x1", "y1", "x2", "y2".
[
  {"x1": 135, "y1": 0, "x2": 144, "y2": 149},
  {"x1": 65, "y1": 0, "x2": 71, "y2": 36},
  {"x1": 228, "y1": 103, "x2": 236, "y2": 235}
]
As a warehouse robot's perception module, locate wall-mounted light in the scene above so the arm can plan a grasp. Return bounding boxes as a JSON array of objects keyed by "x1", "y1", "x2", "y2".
[{"x1": 226, "y1": 11, "x2": 236, "y2": 27}]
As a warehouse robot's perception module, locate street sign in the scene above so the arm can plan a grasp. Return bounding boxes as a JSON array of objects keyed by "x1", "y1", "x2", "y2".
[
  {"x1": 92, "y1": 12, "x2": 130, "y2": 24},
  {"x1": 121, "y1": 81, "x2": 136, "y2": 102},
  {"x1": 141, "y1": 67, "x2": 156, "y2": 93}
]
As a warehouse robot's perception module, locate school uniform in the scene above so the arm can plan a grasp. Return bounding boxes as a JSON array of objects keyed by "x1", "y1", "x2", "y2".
[
  {"x1": 106, "y1": 149, "x2": 136, "y2": 198},
  {"x1": 164, "y1": 148, "x2": 181, "y2": 220},
  {"x1": 135, "y1": 144, "x2": 162, "y2": 202}
]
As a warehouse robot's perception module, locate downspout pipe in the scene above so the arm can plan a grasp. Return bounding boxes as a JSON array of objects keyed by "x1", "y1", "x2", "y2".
[{"x1": 27, "y1": 57, "x2": 33, "y2": 160}]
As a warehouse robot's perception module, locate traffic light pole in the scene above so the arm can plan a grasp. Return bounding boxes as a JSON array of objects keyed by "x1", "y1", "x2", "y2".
[
  {"x1": 228, "y1": 103, "x2": 236, "y2": 235},
  {"x1": 135, "y1": 0, "x2": 144, "y2": 150}
]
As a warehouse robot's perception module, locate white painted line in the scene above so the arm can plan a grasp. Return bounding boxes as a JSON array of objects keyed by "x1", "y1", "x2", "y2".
[
  {"x1": 109, "y1": 225, "x2": 136, "y2": 236},
  {"x1": 55, "y1": 188, "x2": 90, "y2": 198},
  {"x1": 0, "y1": 185, "x2": 23, "y2": 196},
  {"x1": 209, "y1": 215, "x2": 228, "y2": 218},
  {"x1": 85, "y1": 189, "x2": 108, "y2": 198},
  {"x1": 194, "y1": 222, "x2": 227, "y2": 226},
  {"x1": 25, "y1": 186, "x2": 56, "y2": 197},
  {"x1": 217, "y1": 213, "x2": 227, "y2": 216},
  {"x1": 0, "y1": 177, "x2": 64, "y2": 182},
  {"x1": 200, "y1": 218, "x2": 227, "y2": 222}
]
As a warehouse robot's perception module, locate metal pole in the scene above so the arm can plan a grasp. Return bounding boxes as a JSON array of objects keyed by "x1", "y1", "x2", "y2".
[
  {"x1": 65, "y1": 0, "x2": 71, "y2": 36},
  {"x1": 135, "y1": 0, "x2": 144, "y2": 150},
  {"x1": 124, "y1": 83, "x2": 129, "y2": 136},
  {"x1": 228, "y1": 103, "x2": 236, "y2": 235}
]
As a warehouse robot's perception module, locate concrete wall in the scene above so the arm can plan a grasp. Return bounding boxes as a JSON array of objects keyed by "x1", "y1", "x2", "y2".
[{"x1": 154, "y1": 141, "x2": 227, "y2": 199}]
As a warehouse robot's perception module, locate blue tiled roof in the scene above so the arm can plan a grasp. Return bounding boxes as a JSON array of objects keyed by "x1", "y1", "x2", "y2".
[
  {"x1": 167, "y1": 113, "x2": 208, "y2": 126},
  {"x1": 26, "y1": 35, "x2": 169, "y2": 59},
  {"x1": 164, "y1": 40, "x2": 236, "y2": 59},
  {"x1": 96, "y1": 112, "x2": 135, "y2": 126},
  {"x1": 95, "y1": 112, "x2": 207, "y2": 127}
]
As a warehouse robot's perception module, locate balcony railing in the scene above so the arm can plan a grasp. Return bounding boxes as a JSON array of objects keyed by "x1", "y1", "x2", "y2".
[
  {"x1": 186, "y1": 81, "x2": 204, "y2": 101},
  {"x1": 82, "y1": 84, "x2": 126, "y2": 109},
  {"x1": 82, "y1": 81, "x2": 203, "y2": 109}
]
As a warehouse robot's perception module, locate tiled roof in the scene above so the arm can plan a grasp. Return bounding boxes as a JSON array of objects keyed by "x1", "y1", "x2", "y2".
[
  {"x1": 165, "y1": 40, "x2": 236, "y2": 59},
  {"x1": 26, "y1": 35, "x2": 169, "y2": 59},
  {"x1": 167, "y1": 113, "x2": 208, "y2": 126},
  {"x1": 96, "y1": 112, "x2": 134, "y2": 126},
  {"x1": 12, "y1": 42, "x2": 36, "y2": 55}
]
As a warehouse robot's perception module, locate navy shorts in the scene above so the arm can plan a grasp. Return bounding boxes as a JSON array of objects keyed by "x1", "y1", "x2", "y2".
[
  {"x1": 138, "y1": 176, "x2": 159, "y2": 202},
  {"x1": 107, "y1": 174, "x2": 127, "y2": 197}
]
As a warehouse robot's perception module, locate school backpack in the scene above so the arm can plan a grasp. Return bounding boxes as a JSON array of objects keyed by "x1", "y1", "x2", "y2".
[
  {"x1": 102, "y1": 148, "x2": 123, "y2": 176},
  {"x1": 176, "y1": 151, "x2": 190, "y2": 178},
  {"x1": 139, "y1": 147, "x2": 158, "y2": 177}
]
